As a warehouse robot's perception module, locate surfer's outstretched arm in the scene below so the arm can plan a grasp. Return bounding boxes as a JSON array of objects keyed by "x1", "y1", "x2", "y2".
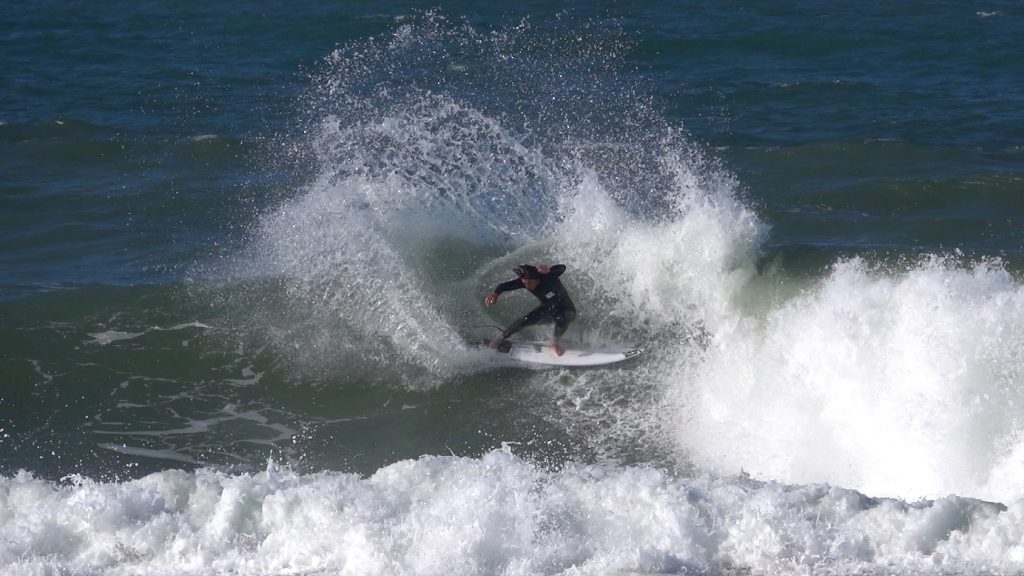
[{"x1": 485, "y1": 278, "x2": 525, "y2": 306}]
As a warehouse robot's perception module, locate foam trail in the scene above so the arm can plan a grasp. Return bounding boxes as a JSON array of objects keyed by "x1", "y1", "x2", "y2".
[{"x1": 1, "y1": 449, "x2": 1021, "y2": 575}]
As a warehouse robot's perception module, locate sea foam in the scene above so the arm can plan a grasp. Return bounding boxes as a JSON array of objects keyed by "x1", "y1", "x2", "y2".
[
  {"x1": 1, "y1": 449, "x2": 1020, "y2": 575},
  {"x1": 670, "y1": 256, "x2": 1024, "y2": 504}
]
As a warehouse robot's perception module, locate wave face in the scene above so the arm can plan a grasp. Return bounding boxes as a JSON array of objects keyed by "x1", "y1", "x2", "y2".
[
  {"x1": 2, "y1": 449, "x2": 1021, "y2": 576},
  {"x1": 203, "y1": 13, "x2": 1024, "y2": 507}
]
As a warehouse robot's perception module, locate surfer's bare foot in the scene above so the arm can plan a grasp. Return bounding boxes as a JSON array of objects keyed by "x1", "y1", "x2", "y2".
[
  {"x1": 552, "y1": 342, "x2": 564, "y2": 356},
  {"x1": 489, "y1": 336, "x2": 506, "y2": 349}
]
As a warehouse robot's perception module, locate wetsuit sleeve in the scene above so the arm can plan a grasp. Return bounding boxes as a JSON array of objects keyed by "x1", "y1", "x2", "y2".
[
  {"x1": 494, "y1": 278, "x2": 524, "y2": 294},
  {"x1": 548, "y1": 264, "x2": 566, "y2": 277}
]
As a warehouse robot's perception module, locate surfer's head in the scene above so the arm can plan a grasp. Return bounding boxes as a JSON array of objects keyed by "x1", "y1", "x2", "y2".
[
  {"x1": 514, "y1": 264, "x2": 541, "y2": 289},
  {"x1": 514, "y1": 265, "x2": 540, "y2": 279}
]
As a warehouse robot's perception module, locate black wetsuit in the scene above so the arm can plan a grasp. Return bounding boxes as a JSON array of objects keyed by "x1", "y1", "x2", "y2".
[{"x1": 494, "y1": 264, "x2": 577, "y2": 342}]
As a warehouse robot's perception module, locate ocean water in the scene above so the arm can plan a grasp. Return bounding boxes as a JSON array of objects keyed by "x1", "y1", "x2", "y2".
[{"x1": 2, "y1": 2, "x2": 1023, "y2": 574}]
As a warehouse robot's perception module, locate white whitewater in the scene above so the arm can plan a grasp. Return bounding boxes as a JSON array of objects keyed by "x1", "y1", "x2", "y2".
[{"x1": 1, "y1": 449, "x2": 1020, "y2": 575}]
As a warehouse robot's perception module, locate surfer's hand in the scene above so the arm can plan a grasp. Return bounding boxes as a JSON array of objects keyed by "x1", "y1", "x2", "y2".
[{"x1": 485, "y1": 292, "x2": 498, "y2": 306}]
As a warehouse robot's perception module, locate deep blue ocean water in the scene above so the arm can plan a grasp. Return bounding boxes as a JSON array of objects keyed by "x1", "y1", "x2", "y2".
[{"x1": 2, "y1": 3, "x2": 1023, "y2": 574}]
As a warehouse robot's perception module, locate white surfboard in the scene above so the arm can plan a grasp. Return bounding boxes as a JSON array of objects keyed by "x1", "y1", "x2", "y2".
[{"x1": 488, "y1": 339, "x2": 642, "y2": 367}]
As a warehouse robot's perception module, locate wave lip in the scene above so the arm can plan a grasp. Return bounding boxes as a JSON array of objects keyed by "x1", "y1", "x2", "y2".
[{"x1": 1, "y1": 449, "x2": 1021, "y2": 575}]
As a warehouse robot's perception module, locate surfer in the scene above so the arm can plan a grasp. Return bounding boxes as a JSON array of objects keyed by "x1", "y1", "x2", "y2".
[{"x1": 485, "y1": 263, "x2": 577, "y2": 356}]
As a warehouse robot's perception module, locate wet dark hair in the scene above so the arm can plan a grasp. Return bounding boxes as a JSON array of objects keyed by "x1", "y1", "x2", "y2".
[{"x1": 513, "y1": 264, "x2": 540, "y2": 279}]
